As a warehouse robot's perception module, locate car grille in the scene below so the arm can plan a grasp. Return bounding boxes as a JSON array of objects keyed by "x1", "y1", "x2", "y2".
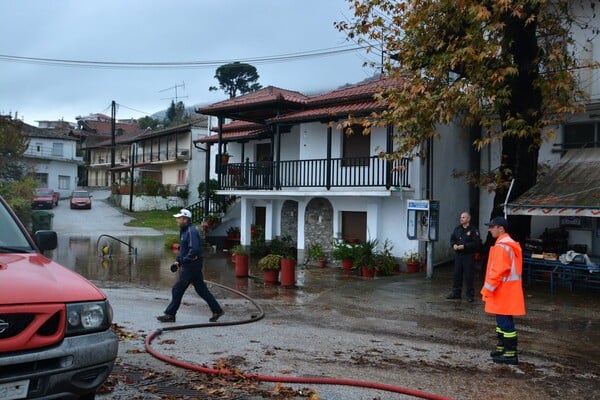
[{"x1": 0, "y1": 304, "x2": 66, "y2": 353}]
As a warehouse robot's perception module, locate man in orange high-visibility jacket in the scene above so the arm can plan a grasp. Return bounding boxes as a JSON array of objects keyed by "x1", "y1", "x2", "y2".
[{"x1": 480, "y1": 216, "x2": 525, "y2": 365}]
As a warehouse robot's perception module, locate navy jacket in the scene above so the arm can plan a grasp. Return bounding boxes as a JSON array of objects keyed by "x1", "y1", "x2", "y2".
[
  {"x1": 177, "y1": 222, "x2": 203, "y2": 266},
  {"x1": 450, "y1": 224, "x2": 481, "y2": 255}
]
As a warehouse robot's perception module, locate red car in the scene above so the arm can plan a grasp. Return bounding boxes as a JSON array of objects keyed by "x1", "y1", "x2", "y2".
[
  {"x1": 70, "y1": 190, "x2": 92, "y2": 210},
  {"x1": 31, "y1": 188, "x2": 59, "y2": 209},
  {"x1": 0, "y1": 195, "x2": 118, "y2": 399}
]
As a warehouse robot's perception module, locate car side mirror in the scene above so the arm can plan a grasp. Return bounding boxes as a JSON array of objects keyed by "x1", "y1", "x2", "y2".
[{"x1": 35, "y1": 230, "x2": 58, "y2": 253}]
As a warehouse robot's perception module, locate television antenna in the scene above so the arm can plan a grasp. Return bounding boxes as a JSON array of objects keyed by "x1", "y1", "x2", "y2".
[{"x1": 159, "y1": 81, "x2": 188, "y2": 102}]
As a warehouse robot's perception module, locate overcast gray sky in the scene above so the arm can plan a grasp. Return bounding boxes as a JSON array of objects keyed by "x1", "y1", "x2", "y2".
[{"x1": 0, "y1": 0, "x2": 377, "y2": 126}]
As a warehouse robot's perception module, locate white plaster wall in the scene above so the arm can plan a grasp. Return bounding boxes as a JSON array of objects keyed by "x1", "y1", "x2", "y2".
[
  {"x1": 187, "y1": 127, "x2": 208, "y2": 206},
  {"x1": 113, "y1": 194, "x2": 185, "y2": 211},
  {"x1": 280, "y1": 126, "x2": 300, "y2": 160}
]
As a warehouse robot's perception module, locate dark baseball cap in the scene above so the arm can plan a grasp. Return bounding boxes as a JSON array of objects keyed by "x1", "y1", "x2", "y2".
[{"x1": 485, "y1": 216, "x2": 508, "y2": 228}]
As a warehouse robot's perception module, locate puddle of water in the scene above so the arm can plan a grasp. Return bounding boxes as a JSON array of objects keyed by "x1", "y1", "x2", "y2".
[{"x1": 48, "y1": 234, "x2": 307, "y2": 301}]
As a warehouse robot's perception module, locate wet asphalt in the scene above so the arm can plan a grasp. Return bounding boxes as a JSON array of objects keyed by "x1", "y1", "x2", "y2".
[{"x1": 49, "y1": 190, "x2": 600, "y2": 400}]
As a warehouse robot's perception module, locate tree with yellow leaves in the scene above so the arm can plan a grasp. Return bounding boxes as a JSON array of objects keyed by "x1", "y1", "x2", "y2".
[{"x1": 337, "y1": 0, "x2": 599, "y2": 240}]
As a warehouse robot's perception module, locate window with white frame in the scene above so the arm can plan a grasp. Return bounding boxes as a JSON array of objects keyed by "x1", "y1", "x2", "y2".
[
  {"x1": 52, "y1": 143, "x2": 64, "y2": 157},
  {"x1": 177, "y1": 169, "x2": 186, "y2": 185},
  {"x1": 58, "y1": 175, "x2": 70, "y2": 190}
]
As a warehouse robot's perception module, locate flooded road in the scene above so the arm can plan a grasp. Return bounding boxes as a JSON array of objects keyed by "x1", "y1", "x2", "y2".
[{"x1": 43, "y1": 190, "x2": 600, "y2": 399}]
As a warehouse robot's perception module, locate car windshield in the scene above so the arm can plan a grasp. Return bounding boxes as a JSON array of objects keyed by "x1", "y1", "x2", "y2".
[
  {"x1": 73, "y1": 191, "x2": 89, "y2": 197},
  {"x1": 36, "y1": 189, "x2": 53, "y2": 195},
  {"x1": 0, "y1": 200, "x2": 34, "y2": 252}
]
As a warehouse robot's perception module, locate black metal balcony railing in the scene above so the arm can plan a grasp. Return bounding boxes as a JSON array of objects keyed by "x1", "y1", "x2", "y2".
[{"x1": 220, "y1": 156, "x2": 410, "y2": 190}]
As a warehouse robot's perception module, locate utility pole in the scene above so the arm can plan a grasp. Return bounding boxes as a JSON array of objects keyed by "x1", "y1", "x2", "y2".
[
  {"x1": 159, "y1": 82, "x2": 188, "y2": 102},
  {"x1": 111, "y1": 100, "x2": 116, "y2": 185}
]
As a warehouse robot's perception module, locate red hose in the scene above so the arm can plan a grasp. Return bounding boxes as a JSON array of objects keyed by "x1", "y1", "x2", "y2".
[{"x1": 144, "y1": 281, "x2": 453, "y2": 400}]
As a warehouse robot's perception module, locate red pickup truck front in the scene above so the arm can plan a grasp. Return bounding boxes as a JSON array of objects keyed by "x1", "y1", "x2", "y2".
[{"x1": 0, "y1": 195, "x2": 118, "y2": 400}]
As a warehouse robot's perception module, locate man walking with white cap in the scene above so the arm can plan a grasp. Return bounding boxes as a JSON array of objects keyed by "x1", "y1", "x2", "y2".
[{"x1": 157, "y1": 209, "x2": 224, "y2": 323}]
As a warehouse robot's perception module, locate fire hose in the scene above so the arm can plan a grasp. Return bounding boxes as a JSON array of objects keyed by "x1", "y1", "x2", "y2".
[{"x1": 145, "y1": 280, "x2": 453, "y2": 400}]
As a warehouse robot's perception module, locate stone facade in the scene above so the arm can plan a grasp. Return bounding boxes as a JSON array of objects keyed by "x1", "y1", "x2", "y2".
[{"x1": 304, "y1": 197, "x2": 333, "y2": 255}]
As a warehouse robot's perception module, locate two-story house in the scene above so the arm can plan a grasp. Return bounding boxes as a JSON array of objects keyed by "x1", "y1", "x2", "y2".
[
  {"x1": 86, "y1": 121, "x2": 209, "y2": 210},
  {"x1": 21, "y1": 123, "x2": 83, "y2": 198},
  {"x1": 197, "y1": 79, "x2": 473, "y2": 264}
]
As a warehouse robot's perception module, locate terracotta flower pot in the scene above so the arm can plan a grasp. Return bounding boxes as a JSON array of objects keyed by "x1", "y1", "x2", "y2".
[
  {"x1": 263, "y1": 269, "x2": 279, "y2": 284},
  {"x1": 234, "y1": 254, "x2": 249, "y2": 277},
  {"x1": 280, "y1": 258, "x2": 296, "y2": 287},
  {"x1": 341, "y1": 259, "x2": 353, "y2": 270},
  {"x1": 406, "y1": 261, "x2": 420, "y2": 273},
  {"x1": 361, "y1": 265, "x2": 374, "y2": 278}
]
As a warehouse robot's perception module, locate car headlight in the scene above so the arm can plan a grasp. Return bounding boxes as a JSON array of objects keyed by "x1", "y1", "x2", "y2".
[{"x1": 66, "y1": 300, "x2": 112, "y2": 336}]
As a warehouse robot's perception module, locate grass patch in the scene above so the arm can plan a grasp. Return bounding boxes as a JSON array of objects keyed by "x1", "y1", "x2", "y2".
[{"x1": 123, "y1": 209, "x2": 178, "y2": 231}]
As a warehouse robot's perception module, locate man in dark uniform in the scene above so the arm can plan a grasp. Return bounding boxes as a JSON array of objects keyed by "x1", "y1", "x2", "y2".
[
  {"x1": 157, "y1": 209, "x2": 224, "y2": 323},
  {"x1": 447, "y1": 211, "x2": 481, "y2": 302}
]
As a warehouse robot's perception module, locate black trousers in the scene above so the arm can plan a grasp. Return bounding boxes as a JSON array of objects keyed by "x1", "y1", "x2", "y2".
[
  {"x1": 165, "y1": 263, "x2": 222, "y2": 316},
  {"x1": 452, "y1": 253, "x2": 475, "y2": 298}
]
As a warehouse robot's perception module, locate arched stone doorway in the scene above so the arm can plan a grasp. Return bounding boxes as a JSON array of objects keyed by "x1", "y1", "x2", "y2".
[
  {"x1": 280, "y1": 200, "x2": 298, "y2": 245},
  {"x1": 304, "y1": 197, "x2": 334, "y2": 254}
]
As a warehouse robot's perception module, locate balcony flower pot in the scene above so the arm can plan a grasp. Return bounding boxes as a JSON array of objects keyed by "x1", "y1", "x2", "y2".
[{"x1": 220, "y1": 153, "x2": 230, "y2": 165}]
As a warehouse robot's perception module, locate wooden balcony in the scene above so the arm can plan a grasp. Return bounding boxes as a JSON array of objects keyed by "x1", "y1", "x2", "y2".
[{"x1": 220, "y1": 156, "x2": 410, "y2": 191}]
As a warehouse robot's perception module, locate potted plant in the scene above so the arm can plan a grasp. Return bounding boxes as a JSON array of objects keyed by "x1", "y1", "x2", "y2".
[
  {"x1": 231, "y1": 245, "x2": 249, "y2": 277},
  {"x1": 220, "y1": 152, "x2": 231, "y2": 164},
  {"x1": 373, "y1": 239, "x2": 397, "y2": 276},
  {"x1": 353, "y1": 239, "x2": 378, "y2": 278},
  {"x1": 226, "y1": 226, "x2": 240, "y2": 239},
  {"x1": 331, "y1": 238, "x2": 357, "y2": 270},
  {"x1": 272, "y1": 235, "x2": 297, "y2": 287},
  {"x1": 307, "y1": 243, "x2": 327, "y2": 268},
  {"x1": 258, "y1": 253, "x2": 282, "y2": 284},
  {"x1": 403, "y1": 251, "x2": 422, "y2": 273}
]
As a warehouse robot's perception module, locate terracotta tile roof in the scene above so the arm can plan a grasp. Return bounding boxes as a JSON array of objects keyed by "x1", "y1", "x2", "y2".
[
  {"x1": 267, "y1": 100, "x2": 384, "y2": 124},
  {"x1": 135, "y1": 123, "x2": 192, "y2": 140},
  {"x1": 196, "y1": 120, "x2": 270, "y2": 143},
  {"x1": 198, "y1": 86, "x2": 309, "y2": 112},
  {"x1": 85, "y1": 130, "x2": 147, "y2": 149},
  {"x1": 196, "y1": 86, "x2": 309, "y2": 123},
  {"x1": 79, "y1": 120, "x2": 142, "y2": 135},
  {"x1": 196, "y1": 77, "x2": 403, "y2": 142},
  {"x1": 307, "y1": 77, "x2": 401, "y2": 105}
]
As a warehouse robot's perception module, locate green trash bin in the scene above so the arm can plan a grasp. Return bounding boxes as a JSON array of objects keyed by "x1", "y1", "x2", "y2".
[{"x1": 31, "y1": 210, "x2": 54, "y2": 232}]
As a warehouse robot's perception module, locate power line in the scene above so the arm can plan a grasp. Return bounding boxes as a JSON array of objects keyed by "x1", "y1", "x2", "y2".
[{"x1": 0, "y1": 45, "x2": 365, "y2": 70}]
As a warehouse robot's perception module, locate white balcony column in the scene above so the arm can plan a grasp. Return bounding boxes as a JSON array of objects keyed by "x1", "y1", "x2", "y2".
[
  {"x1": 264, "y1": 200, "x2": 273, "y2": 241},
  {"x1": 240, "y1": 197, "x2": 253, "y2": 247},
  {"x1": 296, "y1": 199, "x2": 308, "y2": 250}
]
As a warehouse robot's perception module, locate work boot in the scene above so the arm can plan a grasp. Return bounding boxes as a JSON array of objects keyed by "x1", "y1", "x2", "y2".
[
  {"x1": 157, "y1": 314, "x2": 176, "y2": 323},
  {"x1": 446, "y1": 292, "x2": 461, "y2": 300},
  {"x1": 492, "y1": 335, "x2": 518, "y2": 365},
  {"x1": 209, "y1": 311, "x2": 224, "y2": 322},
  {"x1": 490, "y1": 329, "x2": 504, "y2": 357}
]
